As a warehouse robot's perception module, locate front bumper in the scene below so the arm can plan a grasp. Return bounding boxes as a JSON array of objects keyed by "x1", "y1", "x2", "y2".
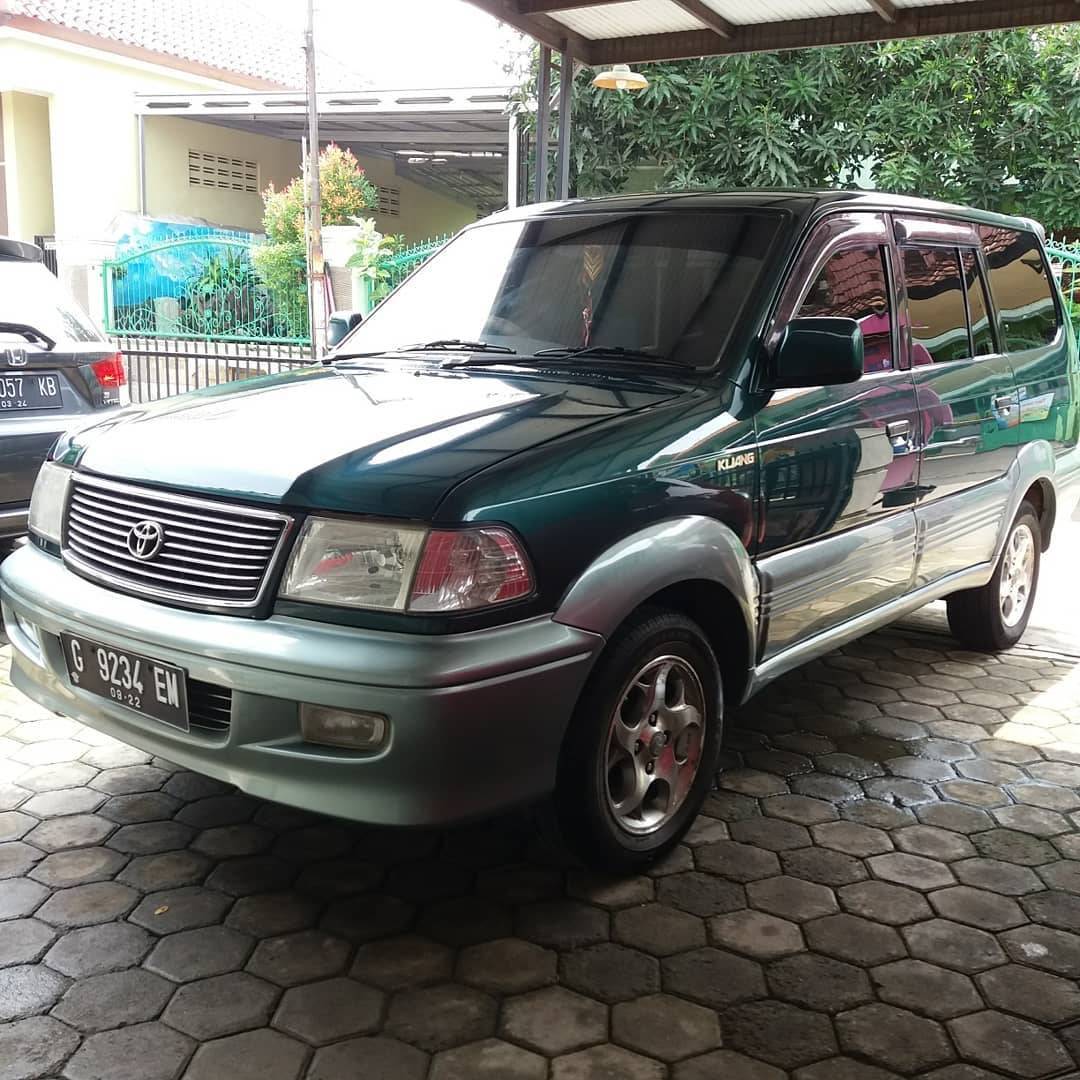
[{"x1": 1, "y1": 545, "x2": 603, "y2": 826}]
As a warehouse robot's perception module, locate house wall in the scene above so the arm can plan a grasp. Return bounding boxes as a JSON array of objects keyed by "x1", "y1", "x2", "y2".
[
  {"x1": 0, "y1": 90, "x2": 55, "y2": 239},
  {"x1": 351, "y1": 152, "x2": 479, "y2": 243},
  {"x1": 144, "y1": 116, "x2": 301, "y2": 232}
]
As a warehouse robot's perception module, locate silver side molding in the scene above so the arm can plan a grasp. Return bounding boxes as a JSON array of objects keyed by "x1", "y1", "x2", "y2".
[{"x1": 748, "y1": 561, "x2": 995, "y2": 697}]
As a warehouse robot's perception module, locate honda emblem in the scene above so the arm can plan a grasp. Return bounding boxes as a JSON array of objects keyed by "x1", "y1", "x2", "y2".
[{"x1": 3, "y1": 349, "x2": 28, "y2": 368}]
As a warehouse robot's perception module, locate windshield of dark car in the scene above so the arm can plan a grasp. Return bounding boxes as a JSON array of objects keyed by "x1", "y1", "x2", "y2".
[
  {"x1": 0, "y1": 260, "x2": 104, "y2": 346},
  {"x1": 341, "y1": 209, "x2": 784, "y2": 367}
]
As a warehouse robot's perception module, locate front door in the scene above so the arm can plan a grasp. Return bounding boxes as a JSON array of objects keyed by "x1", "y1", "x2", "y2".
[{"x1": 754, "y1": 212, "x2": 919, "y2": 660}]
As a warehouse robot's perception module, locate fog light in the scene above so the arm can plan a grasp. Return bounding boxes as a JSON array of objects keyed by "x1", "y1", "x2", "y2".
[{"x1": 300, "y1": 704, "x2": 388, "y2": 750}]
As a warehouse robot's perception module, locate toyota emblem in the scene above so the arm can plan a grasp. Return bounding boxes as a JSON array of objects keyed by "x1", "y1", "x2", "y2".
[{"x1": 126, "y1": 520, "x2": 165, "y2": 560}]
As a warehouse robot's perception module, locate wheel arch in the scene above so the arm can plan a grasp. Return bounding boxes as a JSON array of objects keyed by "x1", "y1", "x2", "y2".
[{"x1": 553, "y1": 516, "x2": 758, "y2": 705}]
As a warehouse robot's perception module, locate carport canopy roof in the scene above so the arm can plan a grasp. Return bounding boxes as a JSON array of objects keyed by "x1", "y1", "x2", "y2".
[{"x1": 465, "y1": 0, "x2": 1080, "y2": 63}]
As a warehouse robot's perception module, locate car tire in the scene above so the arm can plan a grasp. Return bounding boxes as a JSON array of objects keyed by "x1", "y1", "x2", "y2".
[
  {"x1": 552, "y1": 607, "x2": 723, "y2": 872},
  {"x1": 946, "y1": 502, "x2": 1042, "y2": 653}
]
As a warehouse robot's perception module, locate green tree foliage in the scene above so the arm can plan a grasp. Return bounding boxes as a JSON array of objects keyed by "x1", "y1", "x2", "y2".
[
  {"x1": 541, "y1": 28, "x2": 1080, "y2": 233},
  {"x1": 253, "y1": 144, "x2": 380, "y2": 337}
]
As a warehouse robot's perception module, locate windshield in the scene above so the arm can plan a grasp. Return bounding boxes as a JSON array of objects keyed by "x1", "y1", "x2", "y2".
[
  {"x1": 343, "y1": 210, "x2": 784, "y2": 367},
  {"x1": 0, "y1": 261, "x2": 104, "y2": 347}
]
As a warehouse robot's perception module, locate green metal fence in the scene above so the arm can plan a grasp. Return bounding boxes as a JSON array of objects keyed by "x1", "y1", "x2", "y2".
[
  {"x1": 102, "y1": 235, "x2": 309, "y2": 345},
  {"x1": 1045, "y1": 238, "x2": 1080, "y2": 336}
]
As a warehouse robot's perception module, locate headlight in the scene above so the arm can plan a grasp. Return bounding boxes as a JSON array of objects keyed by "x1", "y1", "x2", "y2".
[
  {"x1": 280, "y1": 517, "x2": 534, "y2": 613},
  {"x1": 28, "y1": 462, "x2": 72, "y2": 545}
]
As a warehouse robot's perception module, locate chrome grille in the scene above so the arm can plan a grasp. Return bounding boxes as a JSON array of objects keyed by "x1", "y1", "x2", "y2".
[{"x1": 63, "y1": 475, "x2": 291, "y2": 610}]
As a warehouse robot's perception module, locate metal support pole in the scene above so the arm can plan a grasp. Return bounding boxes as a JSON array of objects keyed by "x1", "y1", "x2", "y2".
[
  {"x1": 506, "y1": 112, "x2": 519, "y2": 210},
  {"x1": 534, "y1": 46, "x2": 551, "y2": 203},
  {"x1": 555, "y1": 50, "x2": 572, "y2": 200},
  {"x1": 305, "y1": 0, "x2": 327, "y2": 358},
  {"x1": 137, "y1": 113, "x2": 147, "y2": 215}
]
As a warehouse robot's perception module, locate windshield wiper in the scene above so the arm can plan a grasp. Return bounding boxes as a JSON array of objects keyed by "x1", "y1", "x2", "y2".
[
  {"x1": 407, "y1": 339, "x2": 517, "y2": 354},
  {"x1": 0, "y1": 321, "x2": 55, "y2": 351},
  {"x1": 533, "y1": 345, "x2": 680, "y2": 367}
]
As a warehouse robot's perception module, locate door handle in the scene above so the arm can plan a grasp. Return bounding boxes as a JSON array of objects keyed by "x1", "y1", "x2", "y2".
[
  {"x1": 885, "y1": 420, "x2": 911, "y2": 439},
  {"x1": 995, "y1": 395, "x2": 1015, "y2": 412}
]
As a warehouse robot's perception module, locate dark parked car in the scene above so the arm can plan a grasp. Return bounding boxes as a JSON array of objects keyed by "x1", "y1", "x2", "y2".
[
  {"x1": 2, "y1": 193, "x2": 1078, "y2": 869},
  {"x1": 0, "y1": 237, "x2": 127, "y2": 550}
]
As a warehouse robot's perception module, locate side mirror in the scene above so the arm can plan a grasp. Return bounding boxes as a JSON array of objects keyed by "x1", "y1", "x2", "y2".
[
  {"x1": 772, "y1": 317, "x2": 864, "y2": 389},
  {"x1": 327, "y1": 310, "x2": 363, "y2": 349}
]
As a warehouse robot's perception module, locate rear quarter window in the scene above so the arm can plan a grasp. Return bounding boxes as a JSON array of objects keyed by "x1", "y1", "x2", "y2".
[{"x1": 978, "y1": 226, "x2": 1060, "y2": 351}]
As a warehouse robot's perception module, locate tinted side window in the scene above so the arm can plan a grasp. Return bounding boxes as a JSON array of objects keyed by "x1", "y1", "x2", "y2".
[
  {"x1": 978, "y1": 225, "x2": 1060, "y2": 350},
  {"x1": 961, "y1": 249, "x2": 995, "y2": 357},
  {"x1": 797, "y1": 245, "x2": 894, "y2": 373},
  {"x1": 902, "y1": 246, "x2": 969, "y2": 365}
]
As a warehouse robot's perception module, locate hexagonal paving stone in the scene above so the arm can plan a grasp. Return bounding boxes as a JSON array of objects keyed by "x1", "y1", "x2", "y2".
[
  {"x1": 107, "y1": 821, "x2": 194, "y2": 856},
  {"x1": 87, "y1": 765, "x2": 168, "y2": 796},
  {"x1": 904, "y1": 918, "x2": 1006, "y2": 973},
  {"x1": 273, "y1": 976, "x2": 384, "y2": 1045},
  {"x1": 976, "y1": 964, "x2": 1080, "y2": 1025},
  {"x1": 812, "y1": 821, "x2": 893, "y2": 858},
  {"x1": 129, "y1": 885, "x2": 232, "y2": 934},
  {"x1": 0, "y1": 963, "x2": 67, "y2": 1021},
  {"x1": 655, "y1": 871, "x2": 745, "y2": 917},
  {"x1": 709, "y1": 908, "x2": 804, "y2": 960},
  {"x1": 780, "y1": 847, "x2": 867, "y2": 887},
  {"x1": 836, "y1": 1003, "x2": 955, "y2": 1073},
  {"x1": 476, "y1": 863, "x2": 562, "y2": 906},
  {"x1": 225, "y1": 892, "x2": 320, "y2": 939},
  {"x1": 116, "y1": 850, "x2": 212, "y2": 892},
  {"x1": 0, "y1": 1015, "x2": 80, "y2": 1080},
  {"x1": 557, "y1": 942, "x2": 657, "y2": 1004},
  {"x1": 17, "y1": 763, "x2": 97, "y2": 793},
  {"x1": 566, "y1": 871, "x2": 654, "y2": 909},
  {"x1": 0, "y1": 918, "x2": 55, "y2": 968},
  {"x1": 501, "y1": 986, "x2": 607, "y2": 1057},
  {"x1": 0, "y1": 878, "x2": 47, "y2": 919},
  {"x1": 762, "y1": 793, "x2": 838, "y2": 826},
  {"x1": 175, "y1": 794, "x2": 258, "y2": 829},
  {"x1": 662, "y1": 947, "x2": 765, "y2": 1009},
  {"x1": 721, "y1": 1000, "x2": 838, "y2": 1069},
  {"x1": 675, "y1": 1049, "x2": 786, "y2": 1080},
  {"x1": 24, "y1": 815, "x2": 113, "y2": 853},
  {"x1": 61, "y1": 1021, "x2": 193, "y2": 1080},
  {"x1": 52, "y1": 968, "x2": 174, "y2": 1032},
  {"x1": 386, "y1": 984, "x2": 497, "y2": 1053},
  {"x1": 971, "y1": 831, "x2": 1058, "y2": 868},
  {"x1": 929, "y1": 886, "x2": 1025, "y2": 931},
  {"x1": 747, "y1": 875, "x2": 838, "y2": 921},
  {"x1": 350, "y1": 934, "x2": 453, "y2": 991},
  {"x1": 838, "y1": 879, "x2": 932, "y2": 925},
  {"x1": 1040, "y1": 860, "x2": 1080, "y2": 894},
  {"x1": 162, "y1": 971, "x2": 279, "y2": 1040},
  {"x1": 181, "y1": 1027, "x2": 306, "y2": 1080},
  {"x1": 992, "y1": 804, "x2": 1070, "y2": 837},
  {"x1": 44, "y1": 922, "x2": 154, "y2": 978},
  {"x1": 207, "y1": 855, "x2": 298, "y2": 898},
  {"x1": 867, "y1": 852, "x2": 956, "y2": 890},
  {"x1": 871, "y1": 958, "x2": 982, "y2": 1020},
  {"x1": 612, "y1": 993, "x2": 721, "y2": 1064},
  {"x1": 307, "y1": 1036, "x2": 428, "y2": 1080},
  {"x1": 1022, "y1": 890, "x2": 1080, "y2": 930},
  {"x1": 916, "y1": 803, "x2": 994, "y2": 835},
  {"x1": 97, "y1": 792, "x2": 181, "y2": 825},
  {"x1": 20, "y1": 790, "x2": 103, "y2": 820},
  {"x1": 1000, "y1": 925, "x2": 1080, "y2": 977},
  {"x1": 804, "y1": 913, "x2": 905, "y2": 965},
  {"x1": 416, "y1": 896, "x2": 510, "y2": 947},
  {"x1": 429, "y1": 1038, "x2": 547, "y2": 1080},
  {"x1": 0, "y1": 811, "x2": 34, "y2": 842},
  {"x1": 948, "y1": 1011, "x2": 1073, "y2": 1079},
  {"x1": 517, "y1": 900, "x2": 609, "y2": 951},
  {"x1": 35, "y1": 881, "x2": 137, "y2": 927},
  {"x1": 28, "y1": 846, "x2": 127, "y2": 888},
  {"x1": 612, "y1": 903, "x2": 705, "y2": 957},
  {"x1": 145, "y1": 925, "x2": 253, "y2": 982},
  {"x1": 767, "y1": 952, "x2": 874, "y2": 1013},
  {"x1": 556, "y1": 1044, "x2": 666, "y2": 1080},
  {"x1": 694, "y1": 840, "x2": 781, "y2": 882},
  {"x1": 459, "y1": 938, "x2": 557, "y2": 995},
  {"x1": 247, "y1": 929, "x2": 350, "y2": 987},
  {"x1": 955, "y1": 857, "x2": 1045, "y2": 896},
  {"x1": 894, "y1": 824, "x2": 976, "y2": 862}
]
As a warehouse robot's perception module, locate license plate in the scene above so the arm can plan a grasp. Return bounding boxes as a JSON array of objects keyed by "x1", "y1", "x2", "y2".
[
  {"x1": 0, "y1": 372, "x2": 62, "y2": 411},
  {"x1": 61, "y1": 633, "x2": 189, "y2": 731}
]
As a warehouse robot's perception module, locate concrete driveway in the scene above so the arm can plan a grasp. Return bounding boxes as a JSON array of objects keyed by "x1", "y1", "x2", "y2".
[{"x1": 0, "y1": 523, "x2": 1078, "y2": 1079}]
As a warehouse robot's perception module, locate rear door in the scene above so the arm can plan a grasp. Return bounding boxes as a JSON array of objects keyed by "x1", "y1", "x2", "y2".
[
  {"x1": 896, "y1": 217, "x2": 1019, "y2": 585},
  {"x1": 0, "y1": 258, "x2": 120, "y2": 511},
  {"x1": 754, "y1": 211, "x2": 920, "y2": 660}
]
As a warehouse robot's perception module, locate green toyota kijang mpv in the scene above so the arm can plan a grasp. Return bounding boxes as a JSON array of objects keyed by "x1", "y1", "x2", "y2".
[{"x1": 3, "y1": 191, "x2": 1079, "y2": 869}]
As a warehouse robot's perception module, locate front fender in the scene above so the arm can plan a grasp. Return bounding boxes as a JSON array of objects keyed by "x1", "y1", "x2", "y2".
[{"x1": 552, "y1": 515, "x2": 758, "y2": 646}]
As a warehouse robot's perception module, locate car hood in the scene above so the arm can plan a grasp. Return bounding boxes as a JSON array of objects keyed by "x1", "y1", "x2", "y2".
[{"x1": 66, "y1": 363, "x2": 687, "y2": 518}]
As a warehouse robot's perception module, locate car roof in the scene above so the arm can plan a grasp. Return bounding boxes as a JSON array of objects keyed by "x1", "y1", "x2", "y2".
[
  {"x1": 0, "y1": 237, "x2": 44, "y2": 262},
  {"x1": 482, "y1": 190, "x2": 1040, "y2": 235}
]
